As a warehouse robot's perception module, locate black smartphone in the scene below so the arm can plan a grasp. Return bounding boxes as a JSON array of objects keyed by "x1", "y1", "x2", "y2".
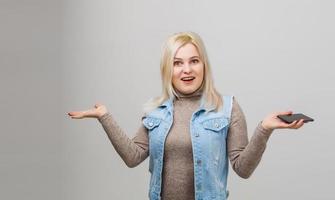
[{"x1": 277, "y1": 113, "x2": 314, "y2": 123}]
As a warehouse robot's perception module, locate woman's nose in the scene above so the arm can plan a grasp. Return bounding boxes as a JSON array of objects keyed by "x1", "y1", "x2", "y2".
[{"x1": 182, "y1": 64, "x2": 192, "y2": 73}]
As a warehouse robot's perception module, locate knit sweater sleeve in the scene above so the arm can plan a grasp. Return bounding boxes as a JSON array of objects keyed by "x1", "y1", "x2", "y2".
[
  {"x1": 97, "y1": 112, "x2": 149, "y2": 168},
  {"x1": 227, "y1": 97, "x2": 274, "y2": 178}
]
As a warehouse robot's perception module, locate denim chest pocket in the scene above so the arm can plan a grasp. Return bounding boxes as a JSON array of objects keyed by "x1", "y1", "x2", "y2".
[
  {"x1": 202, "y1": 117, "x2": 229, "y2": 134},
  {"x1": 202, "y1": 117, "x2": 230, "y2": 182},
  {"x1": 142, "y1": 116, "x2": 162, "y2": 130}
]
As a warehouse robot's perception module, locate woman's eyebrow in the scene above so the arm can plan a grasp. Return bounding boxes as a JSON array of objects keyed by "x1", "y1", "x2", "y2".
[
  {"x1": 189, "y1": 56, "x2": 200, "y2": 59},
  {"x1": 174, "y1": 56, "x2": 200, "y2": 60}
]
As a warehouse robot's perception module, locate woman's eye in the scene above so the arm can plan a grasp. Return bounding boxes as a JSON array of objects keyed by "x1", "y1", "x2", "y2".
[
  {"x1": 173, "y1": 61, "x2": 182, "y2": 66},
  {"x1": 191, "y1": 59, "x2": 199, "y2": 64}
]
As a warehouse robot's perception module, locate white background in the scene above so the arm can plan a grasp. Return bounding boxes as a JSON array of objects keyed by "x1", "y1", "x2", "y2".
[{"x1": 1, "y1": 0, "x2": 334, "y2": 199}]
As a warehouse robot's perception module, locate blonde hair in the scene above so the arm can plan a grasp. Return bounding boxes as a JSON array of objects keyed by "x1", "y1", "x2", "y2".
[{"x1": 143, "y1": 31, "x2": 223, "y2": 113}]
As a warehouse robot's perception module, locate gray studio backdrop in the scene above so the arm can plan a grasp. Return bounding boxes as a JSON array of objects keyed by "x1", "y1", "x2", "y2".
[{"x1": 1, "y1": 0, "x2": 334, "y2": 199}]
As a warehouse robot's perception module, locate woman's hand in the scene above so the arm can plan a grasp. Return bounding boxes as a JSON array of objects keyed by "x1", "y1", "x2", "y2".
[
  {"x1": 67, "y1": 103, "x2": 108, "y2": 119},
  {"x1": 261, "y1": 111, "x2": 305, "y2": 131}
]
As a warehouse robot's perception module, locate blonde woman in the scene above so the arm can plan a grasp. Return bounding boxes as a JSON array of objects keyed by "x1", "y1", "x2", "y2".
[{"x1": 68, "y1": 32, "x2": 304, "y2": 200}]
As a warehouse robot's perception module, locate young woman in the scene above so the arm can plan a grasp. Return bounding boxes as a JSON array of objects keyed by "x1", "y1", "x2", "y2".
[{"x1": 68, "y1": 32, "x2": 304, "y2": 200}]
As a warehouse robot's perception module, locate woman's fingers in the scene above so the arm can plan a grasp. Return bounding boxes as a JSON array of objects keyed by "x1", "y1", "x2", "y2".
[
  {"x1": 276, "y1": 121, "x2": 292, "y2": 128},
  {"x1": 284, "y1": 119, "x2": 304, "y2": 129},
  {"x1": 275, "y1": 110, "x2": 293, "y2": 116},
  {"x1": 68, "y1": 109, "x2": 95, "y2": 119},
  {"x1": 68, "y1": 102, "x2": 106, "y2": 119},
  {"x1": 95, "y1": 102, "x2": 103, "y2": 108},
  {"x1": 264, "y1": 111, "x2": 305, "y2": 130},
  {"x1": 287, "y1": 120, "x2": 299, "y2": 128},
  {"x1": 276, "y1": 120, "x2": 296, "y2": 128},
  {"x1": 292, "y1": 119, "x2": 304, "y2": 129},
  {"x1": 68, "y1": 111, "x2": 85, "y2": 119}
]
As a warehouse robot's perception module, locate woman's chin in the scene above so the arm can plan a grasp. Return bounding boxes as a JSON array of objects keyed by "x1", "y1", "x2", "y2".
[{"x1": 179, "y1": 89, "x2": 197, "y2": 95}]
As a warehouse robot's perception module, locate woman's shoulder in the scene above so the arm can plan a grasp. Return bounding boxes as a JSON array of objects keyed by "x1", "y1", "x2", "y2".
[
  {"x1": 141, "y1": 106, "x2": 166, "y2": 120},
  {"x1": 221, "y1": 94, "x2": 237, "y2": 108},
  {"x1": 221, "y1": 94, "x2": 244, "y2": 119},
  {"x1": 221, "y1": 94, "x2": 238, "y2": 106}
]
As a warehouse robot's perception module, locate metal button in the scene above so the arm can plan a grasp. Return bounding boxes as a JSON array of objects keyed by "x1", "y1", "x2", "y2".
[{"x1": 148, "y1": 122, "x2": 153, "y2": 127}]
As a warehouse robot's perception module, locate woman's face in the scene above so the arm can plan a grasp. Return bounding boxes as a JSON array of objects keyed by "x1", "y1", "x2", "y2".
[{"x1": 172, "y1": 43, "x2": 204, "y2": 95}]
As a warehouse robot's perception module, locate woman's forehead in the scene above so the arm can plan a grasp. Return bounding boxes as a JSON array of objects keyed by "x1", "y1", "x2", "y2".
[{"x1": 174, "y1": 43, "x2": 200, "y2": 59}]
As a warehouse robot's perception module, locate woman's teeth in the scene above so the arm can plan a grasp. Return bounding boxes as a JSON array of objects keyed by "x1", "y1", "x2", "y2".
[{"x1": 181, "y1": 77, "x2": 195, "y2": 81}]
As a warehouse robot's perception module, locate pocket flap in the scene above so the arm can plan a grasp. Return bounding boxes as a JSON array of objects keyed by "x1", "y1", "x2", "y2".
[
  {"x1": 143, "y1": 117, "x2": 162, "y2": 130},
  {"x1": 202, "y1": 117, "x2": 229, "y2": 132}
]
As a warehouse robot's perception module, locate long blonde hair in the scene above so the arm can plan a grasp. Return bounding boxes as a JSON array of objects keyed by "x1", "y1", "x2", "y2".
[{"x1": 143, "y1": 31, "x2": 223, "y2": 113}]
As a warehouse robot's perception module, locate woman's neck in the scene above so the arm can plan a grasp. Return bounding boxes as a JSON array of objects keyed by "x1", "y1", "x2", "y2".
[{"x1": 174, "y1": 86, "x2": 203, "y2": 100}]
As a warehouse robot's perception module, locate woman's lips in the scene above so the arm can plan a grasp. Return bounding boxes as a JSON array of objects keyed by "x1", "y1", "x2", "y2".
[
  {"x1": 181, "y1": 76, "x2": 195, "y2": 81},
  {"x1": 181, "y1": 77, "x2": 195, "y2": 84}
]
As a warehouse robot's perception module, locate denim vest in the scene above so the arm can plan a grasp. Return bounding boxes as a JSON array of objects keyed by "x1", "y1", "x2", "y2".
[{"x1": 142, "y1": 95, "x2": 233, "y2": 200}]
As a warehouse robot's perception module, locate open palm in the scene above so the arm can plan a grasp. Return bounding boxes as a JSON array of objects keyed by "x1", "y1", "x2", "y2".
[
  {"x1": 261, "y1": 111, "x2": 305, "y2": 131},
  {"x1": 68, "y1": 103, "x2": 107, "y2": 119}
]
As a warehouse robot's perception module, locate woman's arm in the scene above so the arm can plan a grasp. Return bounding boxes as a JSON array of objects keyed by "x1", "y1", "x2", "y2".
[
  {"x1": 227, "y1": 97, "x2": 273, "y2": 178},
  {"x1": 98, "y1": 112, "x2": 149, "y2": 168}
]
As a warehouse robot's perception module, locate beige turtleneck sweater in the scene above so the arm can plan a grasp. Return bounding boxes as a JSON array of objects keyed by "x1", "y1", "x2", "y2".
[{"x1": 97, "y1": 94, "x2": 273, "y2": 200}]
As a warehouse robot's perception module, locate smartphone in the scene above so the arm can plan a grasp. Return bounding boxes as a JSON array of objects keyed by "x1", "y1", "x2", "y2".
[{"x1": 277, "y1": 113, "x2": 314, "y2": 123}]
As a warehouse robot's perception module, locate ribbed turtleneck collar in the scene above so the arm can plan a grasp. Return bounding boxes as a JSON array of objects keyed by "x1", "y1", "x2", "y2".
[{"x1": 174, "y1": 86, "x2": 203, "y2": 101}]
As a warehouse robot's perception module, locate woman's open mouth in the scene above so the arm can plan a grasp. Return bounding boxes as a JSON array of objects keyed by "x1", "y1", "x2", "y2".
[{"x1": 181, "y1": 76, "x2": 195, "y2": 84}]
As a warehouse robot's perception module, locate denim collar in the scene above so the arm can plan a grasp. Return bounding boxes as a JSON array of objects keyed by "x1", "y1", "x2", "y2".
[{"x1": 159, "y1": 96, "x2": 215, "y2": 114}]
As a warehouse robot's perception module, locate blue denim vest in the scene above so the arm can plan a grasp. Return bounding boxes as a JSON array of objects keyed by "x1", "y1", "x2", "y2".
[{"x1": 142, "y1": 95, "x2": 233, "y2": 200}]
